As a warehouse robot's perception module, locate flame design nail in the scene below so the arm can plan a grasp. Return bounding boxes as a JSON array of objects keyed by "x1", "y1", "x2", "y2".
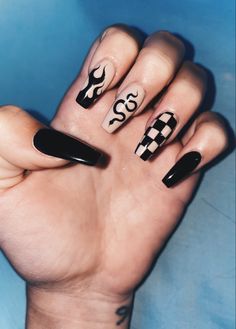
[{"x1": 76, "y1": 60, "x2": 115, "y2": 109}]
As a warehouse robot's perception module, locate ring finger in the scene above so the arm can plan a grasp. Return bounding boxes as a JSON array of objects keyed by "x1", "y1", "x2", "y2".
[{"x1": 135, "y1": 61, "x2": 207, "y2": 160}]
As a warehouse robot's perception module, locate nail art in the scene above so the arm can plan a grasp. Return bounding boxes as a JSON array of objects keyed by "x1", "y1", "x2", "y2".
[
  {"x1": 76, "y1": 59, "x2": 115, "y2": 109},
  {"x1": 102, "y1": 84, "x2": 145, "y2": 133},
  {"x1": 33, "y1": 128, "x2": 102, "y2": 166},
  {"x1": 135, "y1": 111, "x2": 177, "y2": 161},
  {"x1": 162, "y1": 151, "x2": 202, "y2": 188}
]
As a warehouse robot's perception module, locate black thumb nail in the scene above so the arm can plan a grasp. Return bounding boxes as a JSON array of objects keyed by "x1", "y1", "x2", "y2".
[
  {"x1": 162, "y1": 151, "x2": 202, "y2": 188},
  {"x1": 33, "y1": 128, "x2": 102, "y2": 166}
]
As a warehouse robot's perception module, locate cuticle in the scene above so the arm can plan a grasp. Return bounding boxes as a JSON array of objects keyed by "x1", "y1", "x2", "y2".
[
  {"x1": 118, "y1": 82, "x2": 146, "y2": 98},
  {"x1": 177, "y1": 150, "x2": 203, "y2": 165}
]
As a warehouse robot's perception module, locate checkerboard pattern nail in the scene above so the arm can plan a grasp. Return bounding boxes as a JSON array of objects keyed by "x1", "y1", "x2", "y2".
[{"x1": 135, "y1": 111, "x2": 177, "y2": 161}]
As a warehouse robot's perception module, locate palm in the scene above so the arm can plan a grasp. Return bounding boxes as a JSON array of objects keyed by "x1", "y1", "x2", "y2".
[{"x1": 0, "y1": 87, "x2": 199, "y2": 297}]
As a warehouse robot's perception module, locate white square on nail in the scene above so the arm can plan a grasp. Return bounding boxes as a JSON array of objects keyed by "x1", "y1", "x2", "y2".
[
  {"x1": 148, "y1": 128, "x2": 159, "y2": 139},
  {"x1": 160, "y1": 113, "x2": 172, "y2": 123},
  {"x1": 148, "y1": 141, "x2": 158, "y2": 152},
  {"x1": 161, "y1": 125, "x2": 172, "y2": 137},
  {"x1": 136, "y1": 144, "x2": 146, "y2": 156}
]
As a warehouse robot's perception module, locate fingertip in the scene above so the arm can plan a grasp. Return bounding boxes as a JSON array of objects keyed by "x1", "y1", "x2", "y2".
[{"x1": 162, "y1": 151, "x2": 202, "y2": 188}]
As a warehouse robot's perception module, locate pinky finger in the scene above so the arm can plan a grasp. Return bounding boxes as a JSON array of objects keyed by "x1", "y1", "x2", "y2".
[{"x1": 162, "y1": 112, "x2": 229, "y2": 188}]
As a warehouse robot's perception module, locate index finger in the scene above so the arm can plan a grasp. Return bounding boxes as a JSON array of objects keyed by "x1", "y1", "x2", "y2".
[{"x1": 75, "y1": 25, "x2": 141, "y2": 109}]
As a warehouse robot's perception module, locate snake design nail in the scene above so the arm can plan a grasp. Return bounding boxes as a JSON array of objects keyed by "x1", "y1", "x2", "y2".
[{"x1": 109, "y1": 92, "x2": 138, "y2": 126}]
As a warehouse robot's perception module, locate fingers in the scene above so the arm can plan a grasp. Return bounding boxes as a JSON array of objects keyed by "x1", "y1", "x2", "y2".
[
  {"x1": 135, "y1": 61, "x2": 207, "y2": 160},
  {"x1": 162, "y1": 112, "x2": 229, "y2": 188},
  {"x1": 0, "y1": 106, "x2": 102, "y2": 190},
  {"x1": 75, "y1": 25, "x2": 141, "y2": 109},
  {"x1": 102, "y1": 31, "x2": 185, "y2": 132}
]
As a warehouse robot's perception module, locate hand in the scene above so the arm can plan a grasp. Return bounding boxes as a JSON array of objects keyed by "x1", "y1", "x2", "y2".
[{"x1": 0, "y1": 26, "x2": 229, "y2": 329}]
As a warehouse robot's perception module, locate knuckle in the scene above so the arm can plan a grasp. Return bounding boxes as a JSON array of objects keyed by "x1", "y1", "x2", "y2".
[
  {"x1": 0, "y1": 105, "x2": 23, "y2": 119},
  {"x1": 147, "y1": 30, "x2": 185, "y2": 55},
  {"x1": 101, "y1": 25, "x2": 139, "y2": 54},
  {"x1": 183, "y1": 61, "x2": 207, "y2": 82},
  {"x1": 211, "y1": 124, "x2": 228, "y2": 149},
  {"x1": 102, "y1": 24, "x2": 134, "y2": 40},
  {"x1": 200, "y1": 112, "x2": 229, "y2": 149},
  {"x1": 158, "y1": 31, "x2": 185, "y2": 52},
  {"x1": 139, "y1": 48, "x2": 175, "y2": 77},
  {"x1": 180, "y1": 61, "x2": 207, "y2": 95},
  {"x1": 201, "y1": 111, "x2": 225, "y2": 127},
  {"x1": 0, "y1": 106, "x2": 26, "y2": 133}
]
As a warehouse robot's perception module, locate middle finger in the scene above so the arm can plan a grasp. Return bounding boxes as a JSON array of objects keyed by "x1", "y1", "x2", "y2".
[{"x1": 102, "y1": 31, "x2": 185, "y2": 133}]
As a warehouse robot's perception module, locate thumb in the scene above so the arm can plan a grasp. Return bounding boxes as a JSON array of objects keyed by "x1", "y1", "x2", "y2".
[{"x1": 0, "y1": 106, "x2": 102, "y2": 190}]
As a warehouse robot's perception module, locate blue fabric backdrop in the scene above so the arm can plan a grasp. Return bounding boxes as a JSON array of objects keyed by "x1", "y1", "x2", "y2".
[{"x1": 0, "y1": 0, "x2": 235, "y2": 328}]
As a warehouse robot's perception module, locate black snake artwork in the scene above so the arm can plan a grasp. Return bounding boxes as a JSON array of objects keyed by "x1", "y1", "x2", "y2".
[
  {"x1": 76, "y1": 65, "x2": 106, "y2": 108},
  {"x1": 108, "y1": 91, "x2": 139, "y2": 126}
]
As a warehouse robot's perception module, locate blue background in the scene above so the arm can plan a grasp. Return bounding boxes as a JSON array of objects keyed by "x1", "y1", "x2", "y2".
[{"x1": 0, "y1": 0, "x2": 235, "y2": 328}]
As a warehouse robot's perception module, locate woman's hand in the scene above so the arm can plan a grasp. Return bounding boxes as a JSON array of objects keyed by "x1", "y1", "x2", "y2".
[{"x1": 0, "y1": 26, "x2": 229, "y2": 328}]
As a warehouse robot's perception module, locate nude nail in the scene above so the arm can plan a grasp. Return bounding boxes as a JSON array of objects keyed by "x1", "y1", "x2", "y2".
[
  {"x1": 76, "y1": 59, "x2": 115, "y2": 109},
  {"x1": 102, "y1": 84, "x2": 145, "y2": 133}
]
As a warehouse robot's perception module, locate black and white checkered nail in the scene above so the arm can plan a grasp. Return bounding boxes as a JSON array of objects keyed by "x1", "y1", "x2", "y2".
[{"x1": 135, "y1": 111, "x2": 177, "y2": 161}]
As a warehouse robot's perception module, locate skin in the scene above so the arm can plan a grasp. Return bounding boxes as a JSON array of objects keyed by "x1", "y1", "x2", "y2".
[{"x1": 0, "y1": 26, "x2": 229, "y2": 328}]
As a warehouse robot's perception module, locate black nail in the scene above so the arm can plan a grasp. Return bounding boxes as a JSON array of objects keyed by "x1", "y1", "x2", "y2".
[
  {"x1": 135, "y1": 112, "x2": 177, "y2": 161},
  {"x1": 76, "y1": 65, "x2": 106, "y2": 108},
  {"x1": 33, "y1": 129, "x2": 102, "y2": 166},
  {"x1": 162, "y1": 151, "x2": 202, "y2": 188}
]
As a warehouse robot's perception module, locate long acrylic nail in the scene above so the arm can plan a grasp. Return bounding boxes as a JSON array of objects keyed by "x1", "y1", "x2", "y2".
[
  {"x1": 76, "y1": 59, "x2": 115, "y2": 109},
  {"x1": 33, "y1": 128, "x2": 102, "y2": 166},
  {"x1": 162, "y1": 151, "x2": 202, "y2": 187},
  {"x1": 135, "y1": 111, "x2": 177, "y2": 161},
  {"x1": 102, "y1": 84, "x2": 145, "y2": 133}
]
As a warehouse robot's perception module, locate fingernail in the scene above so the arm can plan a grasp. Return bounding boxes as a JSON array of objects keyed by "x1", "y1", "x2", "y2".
[
  {"x1": 76, "y1": 59, "x2": 115, "y2": 109},
  {"x1": 135, "y1": 111, "x2": 177, "y2": 161},
  {"x1": 33, "y1": 128, "x2": 102, "y2": 166},
  {"x1": 102, "y1": 84, "x2": 145, "y2": 133},
  {"x1": 162, "y1": 151, "x2": 202, "y2": 188}
]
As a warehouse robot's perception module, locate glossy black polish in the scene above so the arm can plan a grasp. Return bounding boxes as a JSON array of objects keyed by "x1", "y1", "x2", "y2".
[
  {"x1": 76, "y1": 66, "x2": 105, "y2": 108},
  {"x1": 162, "y1": 151, "x2": 202, "y2": 188},
  {"x1": 33, "y1": 128, "x2": 102, "y2": 166}
]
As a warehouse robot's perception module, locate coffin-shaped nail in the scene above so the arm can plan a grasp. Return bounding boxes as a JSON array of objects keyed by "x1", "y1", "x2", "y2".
[
  {"x1": 102, "y1": 84, "x2": 145, "y2": 133},
  {"x1": 76, "y1": 59, "x2": 115, "y2": 109},
  {"x1": 33, "y1": 129, "x2": 102, "y2": 166},
  {"x1": 135, "y1": 111, "x2": 177, "y2": 161},
  {"x1": 162, "y1": 151, "x2": 202, "y2": 187}
]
